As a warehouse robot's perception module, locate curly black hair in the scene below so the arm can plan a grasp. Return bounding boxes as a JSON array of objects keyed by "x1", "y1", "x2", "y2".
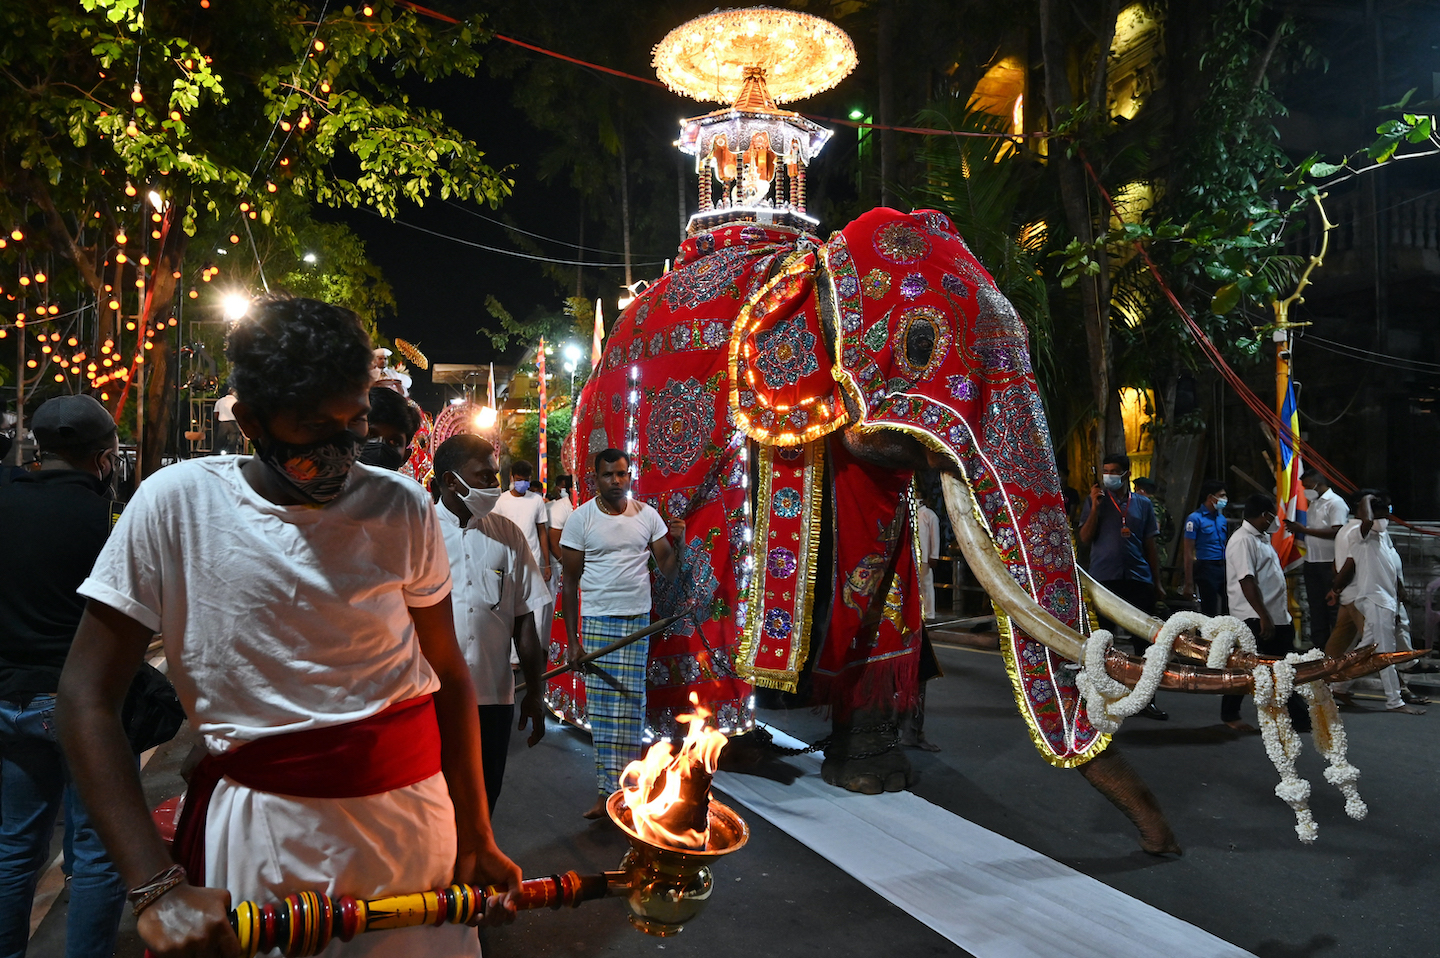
[
  {"x1": 368, "y1": 385, "x2": 422, "y2": 444},
  {"x1": 225, "y1": 293, "x2": 374, "y2": 419}
]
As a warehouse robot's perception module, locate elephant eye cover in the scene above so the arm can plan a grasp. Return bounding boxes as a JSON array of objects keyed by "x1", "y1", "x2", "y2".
[
  {"x1": 730, "y1": 250, "x2": 850, "y2": 446},
  {"x1": 824, "y1": 206, "x2": 1031, "y2": 458}
]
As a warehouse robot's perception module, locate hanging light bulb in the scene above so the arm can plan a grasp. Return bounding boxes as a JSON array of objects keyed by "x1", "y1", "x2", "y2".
[
  {"x1": 313, "y1": 39, "x2": 326, "y2": 52},
  {"x1": 188, "y1": 287, "x2": 198, "y2": 299},
  {"x1": 116, "y1": 231, "x2": 128, "y2": 244},
  {"x1": 139, "y1": 255, "x2": 150, "y2": 266},
  {"x1": 33, "y1": 271, "x2": 46, "y2": 283},
  {"x1": 115, "y1": 252, "x2": 128, "y2": 264},
  {"x1": 67, "y1": 337, "x2": 78, "y2": 346},
  {"x1": 130, "y1": 83, "x2": 144, "y2": 103},
  {"x1": 108, "y1": 299, "x2": 120, "y2": 311},
  {"x1": 125, "y1": 119, "x2": 138, "y2": 137},
  {"x1": 229, "y1": 233, "x2": 240, "y2": 243},
  {"x1": 363, "y1": 5, "x2": 373, "y2": 15},
  {"x1": 18, "y1": 276, "x2": 29, "y2": 287},
  {"x1": 47, "y1": 305, "x2": 59, "y2": 315},
  {"x1": 151, "y1": 229, "x2": 161, "y2": 239},
  {"x1": 169, "y1": 109, "x2": 182, "y2": 121},
  {"x1": 126, "y1": 321, "x2": 136, "y2": 331},
  {"x1": 239, "y1": 202, "x2": 250, "y2": 212},
  {"x1": 125, "y1": 182, "x2": 137, "y2": 197},
  {"x1": 266, "y1": 181, "x2": 277, "y2": 193},
  {"x1": 9, "y1": 228, "x2": 23, "y2": 241},
  {"x1": 26, "y1": 360, "x2": 37, "y2": 369}
]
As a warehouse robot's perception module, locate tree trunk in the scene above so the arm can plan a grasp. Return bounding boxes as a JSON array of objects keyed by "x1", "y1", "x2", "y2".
[
  {"x1": 139, "y1": 235, "x2": 187, "y2": 476},
  {"x1": 1040, "y1": 0, "x2": 1116, "y2": 472},
  {"x1": 877, "y1": 0, "x2": 897, "y2": 208}
]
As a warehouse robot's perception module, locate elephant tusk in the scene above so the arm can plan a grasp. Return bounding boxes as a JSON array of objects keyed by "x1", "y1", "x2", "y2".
[
  {"x1": 1102, "y1": 647, "x2": 1259, "y2": 693},
  {"x1": 1316, "y1": 645, "x2": 1427, "y2": 684},
  {"x1": 940, "y1": 474, "x2": 1087, "y2": 662},
  {"x1": 1078, "y1": 570, "x2": 1166, "y2": 645}
]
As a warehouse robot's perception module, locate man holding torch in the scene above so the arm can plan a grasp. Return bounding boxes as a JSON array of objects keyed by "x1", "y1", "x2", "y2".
[{"x1": 56, "y1": 294, "x2": 520, "y2": 957}]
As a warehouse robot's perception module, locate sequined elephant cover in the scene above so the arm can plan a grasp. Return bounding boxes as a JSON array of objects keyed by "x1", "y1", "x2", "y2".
[{"x1": 549, "y1": 209, "x2": 1105, "y2": 766}]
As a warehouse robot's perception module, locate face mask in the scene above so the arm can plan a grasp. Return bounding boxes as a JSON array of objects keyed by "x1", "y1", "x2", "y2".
[
  {"x1": 1372, "y1": 518, "x2": 1388, "y2": 534},
  {"x1": 359, "y1": 439, "x2": 407, "y2": 471},
  {"x1": 1302, "y1": 488, "x2": 1317, "y2": 503},
  {"x1": 257, "y1": 431, "x2": 361, "y2": 504},
  {"x1": 1102, "y1": 474, "x2": 1125, "y2": 492},
  {"x1": 1265, "y1": 516, "x2": 1280, "y2": 534},
  {"x1": 453, "y1": 475, "x2": 503, "y2": 519},
  {"x1": 1214, "y1": 498, "x2": 1228, "y2": 512},
  {"x1": 512, "y1": 479, "x2": 530, "y2": 494}
]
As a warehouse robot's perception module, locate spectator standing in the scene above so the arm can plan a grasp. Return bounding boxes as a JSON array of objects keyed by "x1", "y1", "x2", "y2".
[
  {"x1": 0, "y1": 396, "x2": 125, "y2": 958},
  {"x1": 1225, "y1": 494, "x2": 1311, "y2": 732},
  {"x1": 560, "y1": 449, "x2": 679, "y2": 820},
  {"x1": 1284, "y1": 469, "x2": 1349, "y2": 648},
  {"x1": 434, "y1": 435, "x2": 549, "y2": 810},
  {"x1": 212, "y1": 387, "x2": 242, "y2": 454},
  {"x1": 492, "y1": 460, "x2": 554, "y2": 644},
  {"x1": 358, "y1": 384, "x2": 421, "y2": 471},
  {"x1": 57, "y1": 295, "x2": 519, "y2": 957},
  {"x1": 1182, "y1": 481, "x2": 1230, "y2": 615},
  {"x1": 1079, "y1": 453, "x2": 1167, "y2": 721},
  {"x1": 916, "y1": 499, "x2": 941, "y2": 620},
  {"x1": 1327, "y1": 492, "x2": 1425, "y2": 714}
]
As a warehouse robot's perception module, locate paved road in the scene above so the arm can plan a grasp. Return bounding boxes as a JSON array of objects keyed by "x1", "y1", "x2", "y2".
[{"x1": 29, "y1": 645, "x2": 1440, "y2": 957}]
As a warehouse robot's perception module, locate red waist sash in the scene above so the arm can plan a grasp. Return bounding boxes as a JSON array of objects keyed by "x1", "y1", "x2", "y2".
[{"x1": 171, "y1": 695, "x2": 442, "y2": 883}]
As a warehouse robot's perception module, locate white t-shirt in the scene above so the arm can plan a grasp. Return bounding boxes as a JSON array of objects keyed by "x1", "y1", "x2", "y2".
[
  {"x1": 214, "y1": 394, "x2": 237, "y2": 422},
  {"x1": 917, "y1": 504, "x2": 940, "y2": 568},
  {"x1": 1225, "y1": 520, "x2": 1288, "y2": 623},
  {"x1": 437, "y1": 503, "x2": 550, "y2": 705},
  {"x1": 1333, "y1": 519, "x2": 1401, "y2": 611},
  {"x1": 547, "y1": 495, "x2": 574, "y2": 533},
  {"x1": 1302, "y1": 488, "x2": 1348, "y2": 564},
  {"x1": 559, "y1": 498, "x2": 668, "y2": 617},
  {"x1": 79, "y1": 457, "x2": 451, "y2": 750},
  {"x1": 79, "y1": 459, "x2": 477, "y2": 956},
  {"x1": 491, "y1": 489, "x2": 549, "y2": 566}
]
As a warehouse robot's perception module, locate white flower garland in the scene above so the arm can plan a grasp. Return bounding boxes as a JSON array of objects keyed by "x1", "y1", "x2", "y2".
[
  {"x1": 1295, "y1": 662, "x2": 1367, "y2": 821},
  {"x1": 1078, "y1": 614, "x2": 1365, "y2": 843}
]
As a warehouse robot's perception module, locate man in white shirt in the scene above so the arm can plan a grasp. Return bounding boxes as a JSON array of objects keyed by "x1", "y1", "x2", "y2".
[
  {"x1": 1326, "y1": 492, "x2": 1425, "y2": 714},
  {"x1": 492, "y1": 460, "x2": 553, "y2": 647},
  {"x1": 1225, "y1": 493, "x2": 1311, "y2": 732},
  {"x1": 212, "y1": 387, "x2": 242, "y2": 454},
  {"x1": 1284, "y1": 469, "x2": 1348, "y2": 647},
  {"x1": 434, "y1": 434, "x2": 550, "y2": 811},
  {"x1": 560, "y1": 449, "x2": 678, "y2": 821},
  {"x1": 916, "y1": 500, "x2": 941, "y2": 620},
  {"x1": 55, "y1": 295, "x2": 519, "y2": 957}
]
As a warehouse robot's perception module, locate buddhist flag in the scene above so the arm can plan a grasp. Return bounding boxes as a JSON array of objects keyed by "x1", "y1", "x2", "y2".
[
  {"x1": 1272, "y1": 377, "x2": 1307, "y2": 571},
  {"x1": 537, "y1": 339, "x2": 548, "y2": 486},
  {"x1": 487, "y1": 362, "x2": 496, "y2": 410},
  {"x1": 592, "y1": 298, "x2": 604, "y2": 371}
]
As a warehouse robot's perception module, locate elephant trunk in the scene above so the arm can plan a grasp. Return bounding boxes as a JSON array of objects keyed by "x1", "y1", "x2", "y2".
[{"x1": 1075, "y1": 748, "x2": 1182, "y2": 856}]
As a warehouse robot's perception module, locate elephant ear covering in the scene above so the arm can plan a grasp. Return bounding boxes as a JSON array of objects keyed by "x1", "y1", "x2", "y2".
[
  {"x1": 822, "y1": 207, "x2": 1107, "y2": 767},
  {"x1": 547, "y1": 222, "x2": 818, "y2": 740}
]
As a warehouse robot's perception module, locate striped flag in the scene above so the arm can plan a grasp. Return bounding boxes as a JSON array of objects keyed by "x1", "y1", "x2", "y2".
[
  {"x1": 1272, "y1": 377, "x2": 1307, "y2": 571},
  {"x1": 487, "y1": 362, "x2": 496, "y2": 411},
  {"x1": 537, "y1": 339, "x2": 548, "y2": 486}
]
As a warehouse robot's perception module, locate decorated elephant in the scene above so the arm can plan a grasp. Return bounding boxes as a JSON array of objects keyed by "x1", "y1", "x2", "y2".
[{"x1": 547, "y1": 206, "x2": 1406, "y2": 853}]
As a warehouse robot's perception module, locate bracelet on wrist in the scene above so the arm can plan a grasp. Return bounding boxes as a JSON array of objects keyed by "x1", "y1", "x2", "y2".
[{"x1": 128, "y1": 863, "x2": 187, "y2": 917}]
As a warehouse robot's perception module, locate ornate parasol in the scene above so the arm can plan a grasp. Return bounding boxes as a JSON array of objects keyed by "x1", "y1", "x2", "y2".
[{"x1": 652, "y1": 7, "x2": 857, "y2": 234}]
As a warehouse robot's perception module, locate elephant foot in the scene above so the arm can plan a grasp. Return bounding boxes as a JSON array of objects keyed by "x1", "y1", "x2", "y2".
[
  {"x1": 1076, "y1": 747, "x2": 1183, "y2": 856},
  {"x1": 821, "y1": 710, "x2": 912, "y2": 794}
]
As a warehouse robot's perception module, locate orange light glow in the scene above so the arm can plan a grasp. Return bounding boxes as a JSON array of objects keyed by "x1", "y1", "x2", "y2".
[{"x1": 620, "y1": 693, "x2": 727, "y2": 851}]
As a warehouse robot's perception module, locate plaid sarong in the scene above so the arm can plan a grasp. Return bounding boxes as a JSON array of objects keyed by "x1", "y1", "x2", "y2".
[{"x1": 582, "y1": 614, "x2": 649, "y2": 793}]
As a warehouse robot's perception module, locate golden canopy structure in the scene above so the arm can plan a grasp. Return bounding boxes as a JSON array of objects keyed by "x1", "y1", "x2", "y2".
[{"x1": 652, "y1": 7, "x2": 857, "y2": 234}]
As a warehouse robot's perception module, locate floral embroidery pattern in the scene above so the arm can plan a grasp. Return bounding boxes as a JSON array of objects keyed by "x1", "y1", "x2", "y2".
[
  {"x1": 753, "y1": 314, "x2": 820, "y2": 389},
  {"x1": 646, "y1": 378, "x2": 709, "y2": 476}
]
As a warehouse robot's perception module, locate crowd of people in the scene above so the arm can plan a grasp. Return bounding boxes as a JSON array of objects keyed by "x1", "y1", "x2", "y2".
[
  {"x1": 1070, "y1": 451, "x2": 1429, "y2": 731},
  {"x1": 0, "y1": 293, "x2": 1430, "y2": 958}
]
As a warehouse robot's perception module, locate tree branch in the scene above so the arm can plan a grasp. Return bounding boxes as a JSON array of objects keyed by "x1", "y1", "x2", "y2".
[
  {"x1": 1249, "y1": 19, "x2": 1287, "y2": 92},
  {"x1": 26, "y1": 178, "x2": 104, "y2": 295}
]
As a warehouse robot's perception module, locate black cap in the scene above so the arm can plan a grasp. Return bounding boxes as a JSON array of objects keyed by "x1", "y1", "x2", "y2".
[
  {"x1": 1133, "y1": 476, "x2": 1157, "y2": 492},
  {"x1": 31, "y1": 396, "x2": 117, "y2": 451}
]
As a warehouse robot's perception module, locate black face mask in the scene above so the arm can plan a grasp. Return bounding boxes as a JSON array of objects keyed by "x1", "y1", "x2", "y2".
[
  {"x1": 358, "y1": 439, "x2": 408, "y2": 471},
  {"x1": 256, "y1": 430, "x2": 362, "y2": 504}
]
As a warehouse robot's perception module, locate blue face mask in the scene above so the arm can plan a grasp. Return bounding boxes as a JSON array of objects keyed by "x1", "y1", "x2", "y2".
[
  {"x1": 513, "y1": 479, "x2": 530, "y2": 494},
  {"x1": 1214, "y1": 497, "x2": 1228, "y2": 512}
]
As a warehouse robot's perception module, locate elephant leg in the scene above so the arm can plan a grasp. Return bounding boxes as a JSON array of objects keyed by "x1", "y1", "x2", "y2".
[
  {"x1": 821, "y1": 708, "x2": 913, "y2": 794},
  {"x1": 1075, "y1": 747, "x2": 1183, "y2": 856}
]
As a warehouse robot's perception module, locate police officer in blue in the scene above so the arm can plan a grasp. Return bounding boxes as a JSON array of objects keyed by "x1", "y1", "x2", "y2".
[{"x1": 1182, "y1": 481, "x2": 1230, "y2": 615}]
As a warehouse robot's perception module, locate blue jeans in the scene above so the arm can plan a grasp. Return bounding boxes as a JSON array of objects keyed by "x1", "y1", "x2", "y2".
[{"x1": 0, "y1": 694, "x2": 127, "y2": 958}]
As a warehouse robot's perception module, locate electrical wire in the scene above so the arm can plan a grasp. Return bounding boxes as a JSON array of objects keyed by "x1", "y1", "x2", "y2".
[
  {"x1": 1301, "y1": 337, "x2": 1440, "y2": 376},
  {"x1": 444, "y1": 202, "x2": 663, "y2": 259},
  {"x1": 1306, "y1": 334, "x2": 1440, "y2": 371},
  {"x1": 367, "y1": 210, "x2": 668, "y2": 267}
]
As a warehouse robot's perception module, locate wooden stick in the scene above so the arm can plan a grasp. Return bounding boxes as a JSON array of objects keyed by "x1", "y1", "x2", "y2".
[{"x1": 516, "y1": 614, "x2": 683, "y2": 694}]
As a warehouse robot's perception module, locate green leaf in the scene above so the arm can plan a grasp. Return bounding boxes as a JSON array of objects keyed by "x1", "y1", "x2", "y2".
[{"x1": 1211, "y1": 284, "x2": 1242, "y2": 315}]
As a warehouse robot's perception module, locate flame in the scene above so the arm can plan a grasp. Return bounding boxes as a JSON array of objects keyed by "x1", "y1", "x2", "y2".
[{"x1": 621, "y1": 693, "x2": 728, "y2": 850}]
